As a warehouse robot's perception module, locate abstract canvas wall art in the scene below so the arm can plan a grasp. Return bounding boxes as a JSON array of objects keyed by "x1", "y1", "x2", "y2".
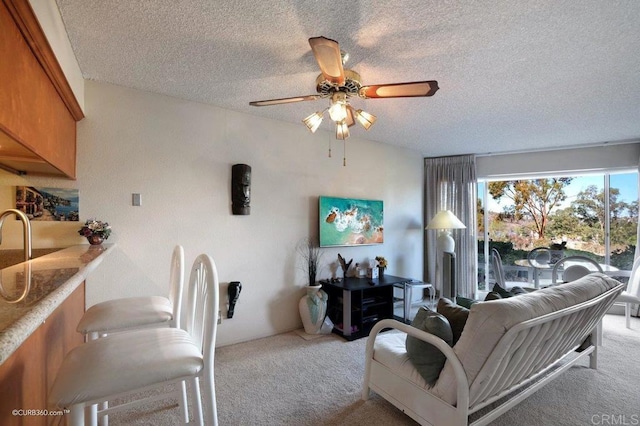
[{"x1": 319, "y1": 196, "x2": 383, "y2": 247}]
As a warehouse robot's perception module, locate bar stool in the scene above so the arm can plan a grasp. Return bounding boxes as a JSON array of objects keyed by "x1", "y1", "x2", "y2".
[
  {"x1": 76, "y1": 245, "x2": 185, "y2": 340},
  {"x1": 75, "y1": 244, "x2": 185, "y2": 424},
  {"x1": 49, "y1": 253, "x2": 220, "y2": 426}
]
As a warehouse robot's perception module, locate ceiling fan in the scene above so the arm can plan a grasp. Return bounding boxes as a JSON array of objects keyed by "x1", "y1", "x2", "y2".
[{"x1": 250, "y1": 36, "x2": 439, "y2": 141}]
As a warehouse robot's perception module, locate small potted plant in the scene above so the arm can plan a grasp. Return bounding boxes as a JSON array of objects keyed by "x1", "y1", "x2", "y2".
[
  {"x1": 78, "y1": 218, "x2": 112, "y2": 245},
  {"x1": 549, "y1": 241, "x2": 567, "y2": 264},
  {"x1": 297, "y1": 237, "x2": 323, "y2": 286},
  {"x1": 376, "y1": 256, "x2": 388, "y2": 278}
]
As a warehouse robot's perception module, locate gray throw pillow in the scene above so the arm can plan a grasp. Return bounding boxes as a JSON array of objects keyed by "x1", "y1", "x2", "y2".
[
  {"x1": 437, "y1": 298, "x2": 470, "y2": 345},
  {"x1": 405, "y1": 306, "x2": 453, "y2": 387}
]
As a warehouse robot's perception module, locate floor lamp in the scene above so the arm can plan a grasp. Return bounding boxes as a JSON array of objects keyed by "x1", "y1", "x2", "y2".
[{"x1": 426, "y1": 210, "x2": 466, "y2": 297}]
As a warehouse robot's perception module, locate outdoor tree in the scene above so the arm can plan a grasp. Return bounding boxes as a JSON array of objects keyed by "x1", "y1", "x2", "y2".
[
  {"x1": 548, "y1": 207, "x2": 582, "y2": 238},
  {"x1": 488, "y1": 178, "x2": 573, "y2": 239},
  {"x1": 477, "y1": 197, "x2": 484, "y2": 233},
  {"x1": 572, "y1": 185, "x2": 637, "y2": 245}
]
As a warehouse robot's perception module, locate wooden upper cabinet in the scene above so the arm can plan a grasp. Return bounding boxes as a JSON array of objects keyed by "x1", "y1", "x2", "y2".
[{"x1": 0, "y1": 0, "x2": 83, "y2": 179}]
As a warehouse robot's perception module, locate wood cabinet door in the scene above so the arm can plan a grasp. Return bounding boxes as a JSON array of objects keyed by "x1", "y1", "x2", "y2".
[
  {"x1": 0, "y1": 0, "x2": 82, "y2": 178},
  {"x1": 0, "y1": 283, "x2": 85, "y2": 425}
]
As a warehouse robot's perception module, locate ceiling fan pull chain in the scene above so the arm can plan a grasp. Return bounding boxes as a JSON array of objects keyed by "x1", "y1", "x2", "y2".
[
  {"x1": 343, "y1": 140, "x2": 347, "y2": 166},
  {"x1": 328, "y1": 134, "x2": 332, "y2": 158}
]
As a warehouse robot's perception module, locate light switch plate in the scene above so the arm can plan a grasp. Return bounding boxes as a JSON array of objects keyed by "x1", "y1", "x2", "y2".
[{"x1": 132, "y1": 193, "x2": 142, "y2": 206}]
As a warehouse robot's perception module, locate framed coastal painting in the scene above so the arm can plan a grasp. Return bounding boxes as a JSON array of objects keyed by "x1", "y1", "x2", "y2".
[
  {"x1": 15, "y1": 186, "x2": 79, "y2": 221},
  {"x1": 319, "y1": 196, "x2": 383, "y2": 247}
]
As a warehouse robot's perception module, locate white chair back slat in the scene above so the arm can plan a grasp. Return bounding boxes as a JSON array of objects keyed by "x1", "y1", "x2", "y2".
[
  {"x1": 491, "y1": 249, "x2": 505, "y2": 287},
  {"x1": 168, "y1": 245, "x2": 185, "y2": 329},
  {"x1": 187, "y1": 254, "x2": 220, "y2": 424},
  {"x1": 468, "y1": 285, "x2": 622, "y2": 408},
  {"x1": 626, "y1": 256, "x2": 640, "y2": 297},
  {"x1": 186, "y1": 255, "x2": 219, "y2": 353}
]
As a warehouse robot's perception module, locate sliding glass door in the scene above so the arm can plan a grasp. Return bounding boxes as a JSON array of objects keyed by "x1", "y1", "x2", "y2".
[{"x1": 477, "y1": 171, "x2": 638, "y2": 292}]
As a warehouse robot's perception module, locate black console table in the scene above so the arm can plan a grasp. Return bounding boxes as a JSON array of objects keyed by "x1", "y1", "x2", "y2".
[{"x1": 321, "y1": 275, "x2": 415, "y2": 341}]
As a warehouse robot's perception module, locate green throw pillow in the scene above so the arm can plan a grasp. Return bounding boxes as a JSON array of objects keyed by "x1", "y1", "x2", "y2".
[
  {"x1": 485, "y1": 291, "x2": 502, "y2": 301},
  {"x1": 455, "y1": 296, "x2": 478, "y2": 309},
  {"x1": 492, "y1": 283, "x2": 513, "y2": 298},
  {"x1": 437, "y1": 298, "x2": 470, "y2": 345},
  {"x1": 405, "y1": 306, "x2": 453, "y2": 387}
]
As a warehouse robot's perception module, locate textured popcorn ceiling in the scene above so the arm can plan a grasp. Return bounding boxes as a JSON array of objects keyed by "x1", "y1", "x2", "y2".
[{"x1": 55, "y1": 0, "x2": 640, "y2": 156}]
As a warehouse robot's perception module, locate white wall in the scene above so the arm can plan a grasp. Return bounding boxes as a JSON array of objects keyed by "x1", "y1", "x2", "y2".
[{"x1": 0, "y1": 80, "x2": 424, "y2": 346}]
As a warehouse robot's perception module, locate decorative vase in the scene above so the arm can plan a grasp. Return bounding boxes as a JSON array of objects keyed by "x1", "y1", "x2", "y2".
[
  {"x1": 87, "y1": 235, "x2": 104, "y2": 245},
  {"x1": 299, "y1": 285, "x2": 331, "y2": 334},
  {"x1": 378, "y1": 267, "x2": 385, "y2": 279}
]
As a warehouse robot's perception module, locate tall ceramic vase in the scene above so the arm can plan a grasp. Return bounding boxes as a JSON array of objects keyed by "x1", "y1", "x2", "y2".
[{"x1": 299, "y1": 285, "x2": 331, "y2": 334}]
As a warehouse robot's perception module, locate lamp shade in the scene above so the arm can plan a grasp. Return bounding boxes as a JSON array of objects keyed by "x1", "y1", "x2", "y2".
[
  {"x1": 426, "y1": 210, "x2": 466, "y2": 230},
  {"x1": 302, "y1": 111, "x2": 324, "y2": 133}
]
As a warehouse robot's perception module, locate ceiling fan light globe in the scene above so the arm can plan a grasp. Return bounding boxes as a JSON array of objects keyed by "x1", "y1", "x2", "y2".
[
  {"x1": 355, "y1": 109, "x2": 376, "y2": 130},
  {"x1": 303, "y1": 111, "x2": 324, "y2": 133},
  {"x1": 328, "y1": 102, "x2": 347, "y2": 122}
]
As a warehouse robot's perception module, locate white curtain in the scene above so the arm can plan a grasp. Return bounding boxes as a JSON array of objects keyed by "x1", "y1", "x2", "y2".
[
  {"x1": 636, "y1": 155, "x2": 640, "y2": 261},
  {"x1": 424, "y1": 155, "x2": 478, "y2": 297}
]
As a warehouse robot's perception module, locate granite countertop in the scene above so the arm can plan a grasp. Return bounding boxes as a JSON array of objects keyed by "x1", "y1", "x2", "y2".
[{"x1": 0, "y1": 244, "x2": 114, "y2": 364}]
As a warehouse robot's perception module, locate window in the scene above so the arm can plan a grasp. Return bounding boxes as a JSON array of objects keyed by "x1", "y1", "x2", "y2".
[{"x1": 477, "y1": 171, "x2": 638, "y2": 292}]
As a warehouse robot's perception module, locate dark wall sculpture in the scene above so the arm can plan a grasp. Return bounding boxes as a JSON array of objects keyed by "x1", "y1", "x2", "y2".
[
  {"x1": 228, "y1": 281, "x2": 242, "y2": 318},
  {"x1": 231, "y1": 164, "x2": 251, "y2": 215}
]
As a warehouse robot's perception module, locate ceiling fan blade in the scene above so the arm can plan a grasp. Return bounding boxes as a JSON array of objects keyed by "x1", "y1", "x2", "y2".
[
  {"x1": 309, "y1": 36, "x2": 345, "y2": 86},
  {"x1": 249, "y1": 95, "x2": 320, "y2": 107},
  {"x1": 359, "y1": 81, "x2": 439, "y2": 99}
]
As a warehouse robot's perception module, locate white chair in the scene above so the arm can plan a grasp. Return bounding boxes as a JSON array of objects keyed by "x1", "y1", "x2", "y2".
[
  {"x1": 77, "y1": 245, "x2": 185, "y2": 340},
  {"x1": 551, "y1": 255, "x2": 603, "y2": 284},
  {"x1": 491, "y1": 248, "x2": 523, "y2": 289},
  {"x1": 527, "y1": 247, "x2": 551, "y2": 266},
  {"x1": 616, "y1": 256, "x2": 640, "y2": 329},
  {"x1": 49, "y1": 254, "x2": 220, "y2": 426},
  {"x1": 527, "y1": 247, "x2": 552, "y2": 287}
]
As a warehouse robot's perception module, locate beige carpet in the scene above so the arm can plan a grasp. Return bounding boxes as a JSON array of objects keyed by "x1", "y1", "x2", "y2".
[{"x1": 108, "y1": 314, "x2": 640, "y2": 425}]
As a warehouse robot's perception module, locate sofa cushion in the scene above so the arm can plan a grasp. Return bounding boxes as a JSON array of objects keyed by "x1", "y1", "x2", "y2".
[
  {"x1": 373, "y1": 332, "x2": 429, "y2": 388},
  {"x1": 405, "y1": 307, "x2": 453, "y2": 387},
  {"x1": 437, "y1": 298, "x2": 469, "y2": 345},
  {"x1": 431, "y1": 272, "x2": 622, "y2": 405}
]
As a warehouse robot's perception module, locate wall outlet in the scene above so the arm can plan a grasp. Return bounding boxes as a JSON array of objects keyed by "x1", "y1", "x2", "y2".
[{"x1": 217, "y1": 310, "x2": 222, "y2": 324}]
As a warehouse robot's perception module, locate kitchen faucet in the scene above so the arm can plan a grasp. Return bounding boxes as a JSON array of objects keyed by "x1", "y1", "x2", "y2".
[{"x1": 0, "y1": 209, "x2": 32, "y2": 262}]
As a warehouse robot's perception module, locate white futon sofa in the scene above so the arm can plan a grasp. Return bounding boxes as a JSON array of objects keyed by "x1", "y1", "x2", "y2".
[{"x1": 362, "y1": 273, "x2": 624, "y2": 426}]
